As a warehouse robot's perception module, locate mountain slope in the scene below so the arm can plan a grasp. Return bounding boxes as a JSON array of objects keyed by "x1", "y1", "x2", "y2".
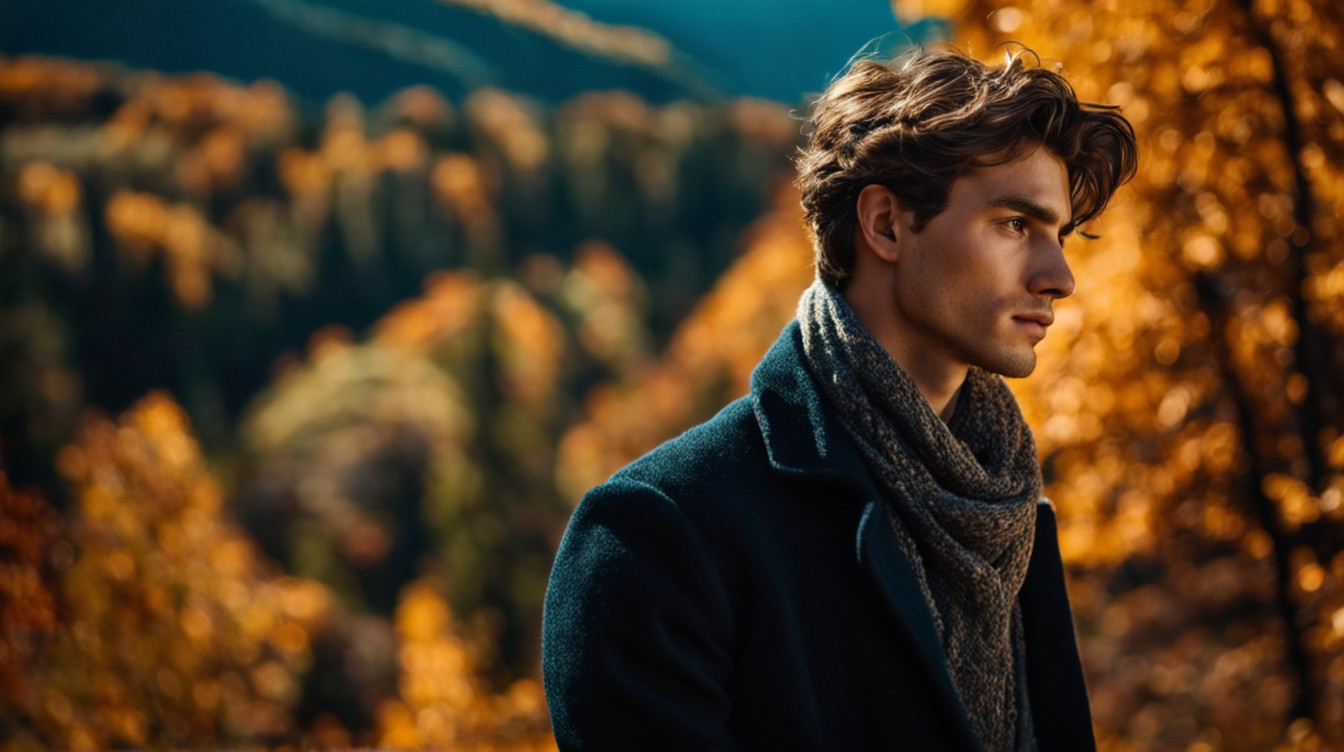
[{"x1": 0, "y1": 0, "x2": 909, "y2": 105}]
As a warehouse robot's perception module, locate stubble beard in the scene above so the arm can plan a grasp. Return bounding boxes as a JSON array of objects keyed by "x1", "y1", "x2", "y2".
[{"x1": 984, "y1": 347, "x2": 1038, "y2": 379}]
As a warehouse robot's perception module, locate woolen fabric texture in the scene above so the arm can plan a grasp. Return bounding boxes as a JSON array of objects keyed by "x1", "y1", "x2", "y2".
[
  {"x1": 797, "y1": 281, "x2": 1041, "y2": 752},
  {"x1": 542, "y1": 321, "x2": 1096, "y2": 752}
]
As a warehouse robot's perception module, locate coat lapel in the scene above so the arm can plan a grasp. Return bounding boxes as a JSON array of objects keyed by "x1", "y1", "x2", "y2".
[
  {"x1": 752, "y1": 322, "x2": 980, "y2": 751},
  {"x1": 856, "y1": 500, "x2": 980, "y2": 750},
  {"x1": 1020, "y1": 501, "x2": 1097, "y2": 752}
]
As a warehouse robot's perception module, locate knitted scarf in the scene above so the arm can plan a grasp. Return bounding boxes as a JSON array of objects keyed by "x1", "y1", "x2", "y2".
[{"x1": 797, "y1": 280, "x2": 1041, "y2": 752}]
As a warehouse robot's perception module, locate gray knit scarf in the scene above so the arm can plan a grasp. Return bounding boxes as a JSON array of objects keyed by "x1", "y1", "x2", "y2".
[{"x1": 797, "y1": 280, "x2": 1041, "y2": 752}]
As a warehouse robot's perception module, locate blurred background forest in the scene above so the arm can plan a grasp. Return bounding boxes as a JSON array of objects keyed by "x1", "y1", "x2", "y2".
[{"x1": 1, "y1": 0, "x2": 1343, "y2": 749}]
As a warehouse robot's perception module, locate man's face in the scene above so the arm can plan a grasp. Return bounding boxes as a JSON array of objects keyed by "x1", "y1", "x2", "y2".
[{"x1": 889, "y1": 145, "x2": 1075, "y2": 379}]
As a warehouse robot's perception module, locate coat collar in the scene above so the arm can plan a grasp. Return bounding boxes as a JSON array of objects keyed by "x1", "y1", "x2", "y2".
[
  {"x1": 750, "y1": 321, "x2": 981, "y2": 751},
  {"x1": 749, "y1": 320, "x2": 869, "y2": 485}
]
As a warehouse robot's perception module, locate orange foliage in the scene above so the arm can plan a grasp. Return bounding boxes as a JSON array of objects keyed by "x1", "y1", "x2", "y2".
[
  {"x1": 467, "y1": 89, "x2": 550, "y2": 173},
  {"x1": 14, "y1": 161, "x2": 90, "y2": 271},
  {"x1": 492, "y1": 281, "x2": 566, "y2": 411},
  {"x1": 885, "y1": 0, "x2": 1344, "y2": 746},
  {"x1": 564, "y1": 240, "x2": 650, "y2": 369},
  {"x1": 242, "y1": 329, "x2": 480, "y2": 576},
  {"x1": 0, "y1": 468, "x2": 62, "y2": 731},
  {"x1": 5, "y1": 394, "x2": 335, "y2": 749},
  {"x1": 555, "y1": 182, "x2": 813, "y2": 503},
  {"x1": 375, "y1": 578, "x2": 555, "y2": 751},
  {"x1": 0, "y1": 55, "x2": 103, "y2": 119},
  {"x1": 242, "y1": 262, "x2": 578, "y2": 687},
  {"x1": 177, "y1": 125, "x2": 248, "y2": 198},
  {"x1": 134, "y1": 73, "x2": 293, "y2": 144},
  {"x1": 16, "y1": 161, "x2": 82, "y2": 216},
  {"x1": 384, "y1": 85, "x2": 457, "y2": 131},
  {"x1": 369, "y1": 270, "x2": 571, "y2": 414},
  {"x1": 103, "y1": 190, "x2": 239, "y2": 309},
  {"x1": 665, "y1": 183, "x2": 814, "y2": 394},
  {"x1": 433, "y1": 153, "x2": 503, "y2": 255},
  {"x1": 377, "y1": 270, "x2": 488, "y2": 354}
]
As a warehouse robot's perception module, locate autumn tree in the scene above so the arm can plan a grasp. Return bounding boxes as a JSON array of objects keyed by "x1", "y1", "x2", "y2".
[
  {"x1": 0, "y1": 461, "x2": 63, "y2": 749},
  {"x1": 375, "y1": 577, "x2": 554, "y2": 751},
  {"x1": 235, "y1": 233, "x2": 666, "y2": 686},
  {"x1": 1, "y1": 394, "x2": 334, "y2": 750},
  {"x1": 880, "y1": 0, "x2": 1344, "y2": 747},
  {"x1": 555, "y1": 183, "x2": 814, "y2": 501}
]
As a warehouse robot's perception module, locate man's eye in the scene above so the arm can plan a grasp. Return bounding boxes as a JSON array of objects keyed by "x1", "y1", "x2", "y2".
[{"x1": 1006, "y1": 218, "x2": 1026, "y2": 233}]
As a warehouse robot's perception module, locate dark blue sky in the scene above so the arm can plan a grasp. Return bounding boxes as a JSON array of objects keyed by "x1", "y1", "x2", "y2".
[{"x1": 0, "y1": 0, "x2": 937, "y2": 106}]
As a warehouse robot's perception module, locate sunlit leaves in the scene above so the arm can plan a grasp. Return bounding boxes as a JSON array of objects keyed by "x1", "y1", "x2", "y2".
[
  {"x1": 0, "y1": 469, "x2": 63, "y2": 746},
  {"x1": 241, "y1": 326, "x2": 480, "y2": 613},
  {"x1": 14, "y1": 160, "x2": 89, "y2": 271},
  {"x1": 890, "y1": 0, "x2": 1344, "y2": 745},
  {"x1": 104, "y1": 190, "x2": 241, "y2": 309},
  {"x1": 555, "y1": 185, "x2": 813, "y2": 503},
  {"x1": 557, "y1": 240, "x2": 651, "y2": 370},
  {"x1": 236, "y1": 250, "x2": 652, "y2": 709},
  {"x1": 374, "y1": 577, "x2": 555, "y2": 751},
  {"x1": 0, "y1": 395, "x2": 334, "y2": 750}
]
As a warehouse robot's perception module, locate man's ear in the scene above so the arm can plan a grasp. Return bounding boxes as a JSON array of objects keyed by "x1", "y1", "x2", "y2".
[{"x1": 855, "y1": 184, "x2": 903, "y2": 262}]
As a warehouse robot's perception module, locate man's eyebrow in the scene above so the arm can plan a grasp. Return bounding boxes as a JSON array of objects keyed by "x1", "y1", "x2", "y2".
[{"x1": 987, "y1": 196, "x2": 1074, "y2": 232}]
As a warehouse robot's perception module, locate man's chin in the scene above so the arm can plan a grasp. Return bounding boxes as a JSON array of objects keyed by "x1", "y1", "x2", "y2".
[{"x1": 984, "y1": 350, "x2": 1038, "y2": 379}]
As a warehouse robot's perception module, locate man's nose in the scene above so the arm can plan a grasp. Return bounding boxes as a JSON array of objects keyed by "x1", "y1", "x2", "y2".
[{"x1": 1033, "y1": 240, "x2": 1075, "y2": 299}]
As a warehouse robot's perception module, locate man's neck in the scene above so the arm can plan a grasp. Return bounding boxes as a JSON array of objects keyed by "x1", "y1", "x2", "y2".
[
  {"x1": 841, "y1": 285, "x2": 968, "y2": 423},
  {"x1": 936, "y1": 385, "x2": 963, "y2": 424},
  {"x1": 896, "y1": 354, "x2": 965, "y2": 423}
]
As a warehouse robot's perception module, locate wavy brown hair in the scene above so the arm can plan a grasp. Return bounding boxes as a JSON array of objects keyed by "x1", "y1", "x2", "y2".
[{"x1": 796, "y1": 46, "x2": 1139, "y2": 288}]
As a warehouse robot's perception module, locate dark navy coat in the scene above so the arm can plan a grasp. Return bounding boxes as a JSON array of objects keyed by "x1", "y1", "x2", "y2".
[{"x1": 543, "y1": 322, "x2": 1095, "y2": 751}]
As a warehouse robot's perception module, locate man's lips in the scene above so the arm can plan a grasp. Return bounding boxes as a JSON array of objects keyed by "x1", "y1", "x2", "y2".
[
  {"x1": 1014, "y1": 312, "x2": 1053, "y2": 327},
  {"x1": 1012, "y1": 312, "x2": 1053, "y2": 339}
]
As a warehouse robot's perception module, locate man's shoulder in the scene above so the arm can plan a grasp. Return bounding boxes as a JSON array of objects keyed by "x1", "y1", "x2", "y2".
[
  {"x1": 557, "y1": 395, "x2": 786, "y2": 579},
  {"x1": 604, "y1": 395, "x2": 771, "y2": 503}
]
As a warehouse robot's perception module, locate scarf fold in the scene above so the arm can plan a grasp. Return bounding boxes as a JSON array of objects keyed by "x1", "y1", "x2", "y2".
[{"x1": 797, "y1": 280, "x2": 1041, "y2": 752}]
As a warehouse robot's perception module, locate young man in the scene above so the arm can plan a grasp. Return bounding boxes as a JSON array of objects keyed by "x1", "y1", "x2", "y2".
[{"x1": 542, "y1": 47, "x2": 1138, "y2": 751}]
